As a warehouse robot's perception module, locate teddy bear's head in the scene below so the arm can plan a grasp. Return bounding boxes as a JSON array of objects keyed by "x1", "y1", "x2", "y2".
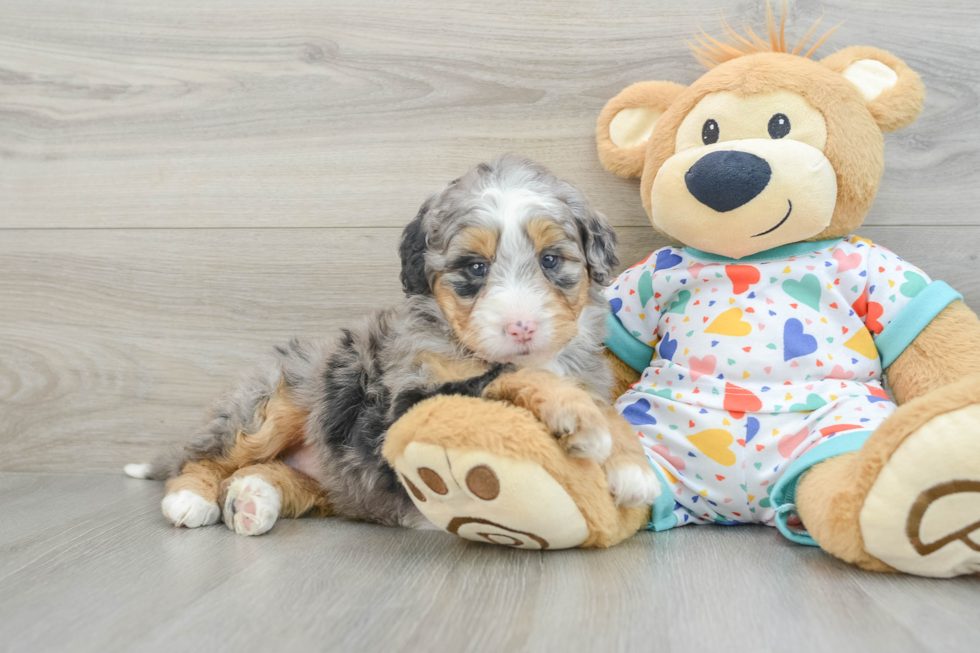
[{"x1": 597, "y1": 7, "x2": 925, "y2": 260}]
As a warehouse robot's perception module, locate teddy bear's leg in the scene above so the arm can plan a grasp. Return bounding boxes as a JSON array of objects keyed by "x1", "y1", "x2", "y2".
[
  {"x1": 792, "y1": 374, "x2": 980, "y2": 577},
  {"x1": 383, "y1": 395, "x2": 651, "y2": 549}
]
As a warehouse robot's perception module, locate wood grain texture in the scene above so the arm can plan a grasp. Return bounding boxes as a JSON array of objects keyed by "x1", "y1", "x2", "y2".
[
  {"x1": 2, "y1": 0, "x2": 980, "y2": 473},
  {"x1": 1, "y1": 0, "x2": 979, "y2": 229},
  {"x1": 2, "y1": 226, "x2": 978, "y2": 473},
  {"x1": 0, "y1": 473, "x2": 978, "y2": 653}
]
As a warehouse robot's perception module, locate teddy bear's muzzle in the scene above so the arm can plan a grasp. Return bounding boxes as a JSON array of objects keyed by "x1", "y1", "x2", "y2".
[
  {"x1": 684, "y1": 149, "x2": 772, "y2": 213},
  {"x1": 650, "y1": 138, "x2": 837, "y2": 259}
]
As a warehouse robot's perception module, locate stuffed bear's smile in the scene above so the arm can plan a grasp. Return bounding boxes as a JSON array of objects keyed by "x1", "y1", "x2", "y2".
[
  {"x1": 752, "y1": 200, "x2": 793, "y2": 237},
  {"x1": 650, "y1": 137, "x2": 837, "y2": 259}
]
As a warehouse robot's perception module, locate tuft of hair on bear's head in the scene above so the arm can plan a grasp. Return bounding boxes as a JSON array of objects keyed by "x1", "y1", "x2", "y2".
[{"x1": 689, "y1": 1, "x2": 841, "y2": 69}]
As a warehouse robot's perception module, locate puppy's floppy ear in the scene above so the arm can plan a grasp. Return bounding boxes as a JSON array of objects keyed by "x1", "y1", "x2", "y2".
[
  {"x1": 821, "y1": 46, "x2": 925, "y2": 133},
  {"x1": 399, "y1": 199, "x2": 432, "y2": 296},
  {"x1": 563, "y1": 188, "x2": 618, "y2": 285},
  {"x1": 596, "y1": 80, "x2": 687, "y2": 179},
  {"x1": 582, "y1": 211, "x2": 618, "y2": 286}
]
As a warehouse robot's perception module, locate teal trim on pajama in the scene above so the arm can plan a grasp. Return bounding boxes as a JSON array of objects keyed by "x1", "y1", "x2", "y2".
[
  {"x1": 605, "y1": 312, "x2": 655, "y2": 373},
  {"x1": 876, "y1": 281, "x2": 961, "y2": 369},
  {"x1": 770, "y1": 430, "x2": 874, "y2": 546}
]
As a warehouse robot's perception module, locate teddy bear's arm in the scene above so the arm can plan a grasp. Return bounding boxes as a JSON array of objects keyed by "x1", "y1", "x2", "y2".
[
  {"x1": 603, "y1": 348, "x2": 641, "y2": 401},
  {"x1": 885, "y1": 300, "x2": 980, "y2": 404}
]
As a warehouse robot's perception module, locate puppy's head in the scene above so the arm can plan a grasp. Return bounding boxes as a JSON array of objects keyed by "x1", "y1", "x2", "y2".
[{"x1": 399, "y1": 155, "x2": 617, "y2": 365}]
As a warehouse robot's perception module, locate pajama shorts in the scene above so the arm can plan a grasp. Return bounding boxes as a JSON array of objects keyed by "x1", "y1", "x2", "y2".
[{"x1": 618, "y1": 384, "x2": 897, "y2": 544}]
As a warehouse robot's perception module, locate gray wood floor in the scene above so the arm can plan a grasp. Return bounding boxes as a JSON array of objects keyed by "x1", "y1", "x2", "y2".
[
  {"x1": 2, "y1": 1, "x2": 979, "y2": 651},
  {"x1": 1, "y1": 473, "x2": 979, "y2": 653}
]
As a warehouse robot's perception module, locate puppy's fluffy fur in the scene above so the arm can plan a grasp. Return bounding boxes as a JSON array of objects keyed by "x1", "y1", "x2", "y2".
[{"x1": 136, "y1": 155, "x2": 654, "y2": 533}]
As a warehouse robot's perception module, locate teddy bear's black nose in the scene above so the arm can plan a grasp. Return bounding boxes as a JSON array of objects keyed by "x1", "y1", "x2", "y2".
[{"x1": 685, "y1": 150, "x2": 772, "y2": 213}]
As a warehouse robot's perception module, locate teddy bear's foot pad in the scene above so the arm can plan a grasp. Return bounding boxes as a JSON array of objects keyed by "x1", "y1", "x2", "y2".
[
  {"x1": 861, "y1": 404, "x2": 980, "y2": 577},
  {"x1": 393, "y1": 442, "x2": 590, "y2": 549}
]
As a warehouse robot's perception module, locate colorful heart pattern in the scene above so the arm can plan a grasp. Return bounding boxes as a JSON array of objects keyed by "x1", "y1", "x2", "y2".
[
  {"x1": 606, "y1": 237, "x2": 934, "y2": 528},
  {"x1": 782, "y1": 273, "x2": 821, "y2": 310},
  {"x1": 687, "y1": 429, "x2": 736, "y2": 466},
  {"x1": 783, "y1": 318, "x2": 818, "y2": 361},
  {"x1": 688, "y1": 355, "x2": 716, "y2": 381},
  {"x1": 726, "y1": 265, "x2": 761, "y2": 295},
  {"x1": 705, "y1": 308, "x2": 752, "y2": 336},
  {"x1": 622, "y1": 398, "x2": 658, "y2": 426}
]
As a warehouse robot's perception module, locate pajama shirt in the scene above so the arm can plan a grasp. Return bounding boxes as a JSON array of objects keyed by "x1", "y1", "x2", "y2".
[{"x1": 603, "y1": 236, "x2": 962, "y2": 544}]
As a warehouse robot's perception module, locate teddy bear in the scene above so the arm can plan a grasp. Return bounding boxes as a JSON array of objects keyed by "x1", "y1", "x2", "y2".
[{"x1": 383, "y1": 6, "x2": 980, "y2": 577}]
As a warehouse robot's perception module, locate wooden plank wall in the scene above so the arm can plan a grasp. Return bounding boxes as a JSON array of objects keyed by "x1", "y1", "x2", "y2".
[{"x1": 2, "y1": 0, "x2": 978, "y2": 473}]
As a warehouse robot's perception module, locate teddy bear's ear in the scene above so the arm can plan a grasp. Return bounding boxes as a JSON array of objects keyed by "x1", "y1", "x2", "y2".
[
  {"x1": 821, "y1": 46, "x2": 925, "y2": 133},
  {"x1": 597, "y1": 81, "x2": 686, "y2": 178}
]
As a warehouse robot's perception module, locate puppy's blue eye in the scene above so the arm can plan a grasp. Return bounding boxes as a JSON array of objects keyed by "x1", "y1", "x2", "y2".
[
  {"x1": 469, "y1": 262, "x2": 487, "y2": 277},
  {"x1": 540, "y1": 254, "x2": 560, "y2": 270}
]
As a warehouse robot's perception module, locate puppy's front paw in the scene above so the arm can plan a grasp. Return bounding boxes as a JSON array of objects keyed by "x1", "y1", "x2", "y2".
[
  {"x1": 543, "y1": 400, "x2": 612, "y2": 464},
  {"x1": 222, "y1": 475, "x2": 281, "y2": 536},
  {"x1": 561, "y1": 426, "x2": 613, "y2": 464},
  {"x1": 484, "y1": 370, "x2": 613, "y2": 464},
  {"x1": 606, "y1": 464, "x2": 661, "y2": 507}
]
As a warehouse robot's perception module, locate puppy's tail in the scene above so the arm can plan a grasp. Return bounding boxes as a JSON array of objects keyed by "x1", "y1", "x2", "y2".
[
  {"x1": 123, "y1": 448, "x2": 183, "y2": 481},
  {"x1": 123, "y1": 463, "x2": 153, "y2": 479}
]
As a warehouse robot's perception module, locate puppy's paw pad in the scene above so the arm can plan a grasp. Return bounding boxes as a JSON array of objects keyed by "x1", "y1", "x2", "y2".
[
  {"x1": 223, "y1": 475, "x2": 281, "y2": 536},
  {"x1": 606, "y1": 464, "x2": 661, "y2": 507},
  {"x1": 162, "y1": 490, "x2": 220, "y2": 528}
]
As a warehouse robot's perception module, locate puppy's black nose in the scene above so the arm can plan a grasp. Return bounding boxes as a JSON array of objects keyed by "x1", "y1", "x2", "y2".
[{"x1": 684, "y1": 150, "x2": 772, "y2": 213}]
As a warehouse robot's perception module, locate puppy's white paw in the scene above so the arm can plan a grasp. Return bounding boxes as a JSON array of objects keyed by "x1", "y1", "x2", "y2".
[
  {"x1": 606, "y1": 464, "x2": 661, "y2": 507},
  {"x1": 564, "y1": 428, "x2": 613, "y2": 464},
  {"x1": 161, "y1": 490, "x2": 221, "y2": 528},
  {"x1": 223, "y1": 475, "x2": 281, "y2": 536}
]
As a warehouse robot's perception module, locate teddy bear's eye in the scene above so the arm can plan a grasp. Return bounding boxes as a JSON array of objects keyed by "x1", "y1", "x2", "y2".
[
  {"x1": 768, "y1": 113, "x2": 791, "y2": 139},
  {"x1": 702, "y1": 119, "x2": 719, "y2": 145}
]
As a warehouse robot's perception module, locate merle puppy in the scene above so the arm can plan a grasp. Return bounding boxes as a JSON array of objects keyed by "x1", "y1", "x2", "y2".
[{"x1": 126, "y1": 155, "x2": 659, "y2": 535}]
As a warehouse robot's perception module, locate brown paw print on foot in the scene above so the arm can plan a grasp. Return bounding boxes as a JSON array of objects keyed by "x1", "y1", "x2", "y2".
[
  {"x1": 408, "y1": 464, "x2": 550, "y2": 548},
  {"x1": 393, "y1": 442, "x2": 591, "y2": 549},
  {"x1": 861, "y1": 403, "x2": 980, "y2": 576},
  {"x1": 906, "y1": 480, "x2": 980, "y2": 558}
]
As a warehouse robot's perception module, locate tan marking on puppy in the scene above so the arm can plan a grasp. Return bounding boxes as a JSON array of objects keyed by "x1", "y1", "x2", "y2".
[
  {"x1": 228, "y1": 382, "x2": 309, "y2": 467},
  {"x1": 414, "y1": 352, "x2": 488, "y2": 383},
  {"x1": 166, "y1": 382, "x2": 311, "y2": 510},
  {"x1": 458, "y1": 226, "x2": 498, "y2": 260},
  {"x1": 219, "y1": 461, "x2": 332, "y2": 519},
  {"x1": 433, "y1": 274, "x2": 482, "y2": 352},
  {"x1": 518, "y1": 217, "x2": 595, "y2": 357},
  {"x1": 165, "y1": 460, "x2": 231, "y2": 503},
  {"x1": 525, "y1": 217, "x2": 567, "y2": 253},
  {"x1": 543, "y1": 273, "x2": 593, "y2": 356}
]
